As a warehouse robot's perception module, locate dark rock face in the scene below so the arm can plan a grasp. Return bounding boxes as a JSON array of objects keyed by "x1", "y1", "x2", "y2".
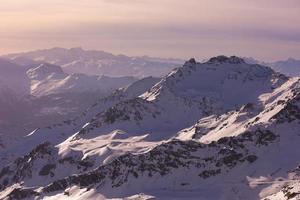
[
  {"x1": 6, "y1": 188, "x2": 38, "y2": 200},
  {"x1": 199, "y1": 169, "x2": 221, "y2": 179},
  {"x1": 39, "y1": 164, "x2": 56, "y2": 176},
  {"x1": 0, "y1": 142, "x2": 53, "y2": 191},
  {"x1": 255, "y1": 130, "x2": 278, "y2": 145},
  {"x1": 272, "y1": 91, "x2": 300, "y2": 123},
  {"x1": 208, "y1": 56, "x2": 245, "y2": 64},
  {"x1": 187, "y1": 58, "x2": 197, "y2": 64},
  {"x1": 5, "y1": 127, "x2": 279, "y2": 199},
  {"x1": 245, "y1": 155, "x2": 258, "y2": 163},
  {"x1": 78, "y1": 98, "x2": 160, "y2": 136},
  {"x1": 0, "y1": 142, "x2": 95, "y2": 192},
  {"x1": 282, "y1": 185, "x2": 300, "y2": 200}
]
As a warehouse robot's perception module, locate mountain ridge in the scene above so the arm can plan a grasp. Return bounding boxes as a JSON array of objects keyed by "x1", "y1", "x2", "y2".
[
  {"x1": 3, "y1": 47, "x2": 183, "y2": 78},
  {"x1": 0, "y1": 56, "x2": 299, "y2": 200}
]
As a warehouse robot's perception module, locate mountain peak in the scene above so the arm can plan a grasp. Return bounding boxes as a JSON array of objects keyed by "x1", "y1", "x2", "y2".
[
  {"x1": 207, "y1": 55, "x2": 245, "y2": 64},
  {"x1": 186, "y1": 58, "x2": 197, "y2": 64},
  {"x1": 142, "y1": 55, "x2": 286, "y2": 110},
  {"x1": 27, "y1": 63, "x2": 65, "y2": 80}
]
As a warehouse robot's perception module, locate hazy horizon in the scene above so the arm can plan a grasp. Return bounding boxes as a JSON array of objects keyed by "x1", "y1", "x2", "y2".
[
  {"x1": 2, "y1": 46, "x2": 300, "y2": 64},
  {"x1": 1, "y1": 0, "x2": 299, "y2": 62}
]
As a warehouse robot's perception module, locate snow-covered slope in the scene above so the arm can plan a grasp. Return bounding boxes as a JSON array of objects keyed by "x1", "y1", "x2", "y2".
[
  {"x1": 0, "y1": 61, "x2": 138, "y2": 138},
  {"x1": 244, "y1": 57, "x2": 300, "y2": 77},
  {"x1": 0, "y1": 76, "x2": 160, "y2": 166},
  {"x1": 4, "y1": 47, "x2": 182, "y2": 78},
  {"x1": 2, "y1": 79, "x2": 300, "y2": 199},
  {"x1": 270, "y1": 58, "x2": 300, "y2": 77},
  {"x1": 27, "y1": 63, "x2": 137, "y2": 97},
  {"x1": 1, "y1": 56, "x2": 300, "y2": 200}
]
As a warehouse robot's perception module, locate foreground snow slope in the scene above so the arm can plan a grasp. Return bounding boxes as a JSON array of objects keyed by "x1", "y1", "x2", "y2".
[{"x1": 1, "y1": 56, "x2": 300, "y2": 200}]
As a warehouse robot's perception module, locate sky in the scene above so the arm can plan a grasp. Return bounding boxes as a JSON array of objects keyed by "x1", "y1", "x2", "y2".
[{"x1": 0, "y1": 0, "x2": 299, "y2": 61}]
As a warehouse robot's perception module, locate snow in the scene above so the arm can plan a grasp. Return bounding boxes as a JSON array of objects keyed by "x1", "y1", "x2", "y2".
[
  {"x1": 0, "y1": 59, "x2": 139, "y2": 138},
  {"x1": 27, "y1": 63, "x2": 137, "y2": 97},
  {"x1": 1, "y1": 56, "x2": 300, "y2": 200},
  {"x1": 0, "y1": 76, "x2": 160, "y2": 167},
  {"x1": 42, "y1": 186, "x2": 155, "y2": 200},
  {"x1": 244, "y1": 57, "x2": 300, "y2": 77}
]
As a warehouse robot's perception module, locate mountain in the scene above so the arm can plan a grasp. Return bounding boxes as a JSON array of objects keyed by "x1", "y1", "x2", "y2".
[
  {"x1": 1, "y1": 56, "x2": 299, "y2": 200},
  {"x1": 4, "y1": 47, "x2": 183, "y2": 78},
  {"x1": 0, "y1": 61, "x2": 138, "y2": 137},
  {"x1": 270, "y1": 58, "x2": 300, "y2": 77},
  {"x1": 27, "y1": 63, "x2": 137, "y2": 97},
  {"x1": 7, "y1": 56, "x2": 41, "y2": 70},
  {"x1": 0, "y1": 59, "x2": 33, "y2": 137},
  {"x1": 0, "y1": 75, "x2": 161, "y2": 167},
  {"x1": 0, "y1": 59, "x2": 30, "y2": 95},
  {"x1": 244, "y1": 57, "x2": 300, "y2": 77}
]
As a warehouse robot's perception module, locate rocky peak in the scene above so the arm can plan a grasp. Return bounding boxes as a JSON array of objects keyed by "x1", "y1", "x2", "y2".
[
  {"x1": 186, "y1": 58, "x2": 197, "y2": 64},
  {"x1": 207, "y1": 55, "x2": 245, "y2": 64}
]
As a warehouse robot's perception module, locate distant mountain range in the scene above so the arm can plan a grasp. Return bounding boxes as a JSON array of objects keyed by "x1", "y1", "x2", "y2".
[
  {"x1": 0, "y1": 55, "x2": 299, "y2": 200},
  {"x1": 3, "y1": 47, "x2": 299, "y2": 78},
  {"x1": 0, "y1": 58, "x2": 138, "y2": 137},
  {"x1": 244, "y1": 57, "x2": 300, "y2": 77},
  {"x1": 4, "y1": 47, "x2": 182, "y2": 78},
  {"x1": 26, "y1": 63, "x2": 137, "y2": 97}
]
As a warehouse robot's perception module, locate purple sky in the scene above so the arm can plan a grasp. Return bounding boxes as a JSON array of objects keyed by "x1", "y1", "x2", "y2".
[{"x1": 0, "y1": 0, "x2": 299, "y2": 61}]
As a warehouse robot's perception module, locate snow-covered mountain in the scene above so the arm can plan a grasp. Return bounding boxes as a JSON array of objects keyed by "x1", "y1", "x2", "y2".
[
  {"x1": 1, "y1": 56, "x2": 299, "y2": 200},
  {"x1": 0, "y1": 60, "x2": 138, "y2": 137},
  {"x1": 27, "y1": 63, "x2": 137, "y2": 97},
  {"x1": 4, "y1": 47, "x2": 182, "y2": 78},
  {"x1": 244, "y1": 57, "x2": 300, "y2": 77},
  {"x1": 270, "y1": 58, "x2": 300, "y2": 77}
]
